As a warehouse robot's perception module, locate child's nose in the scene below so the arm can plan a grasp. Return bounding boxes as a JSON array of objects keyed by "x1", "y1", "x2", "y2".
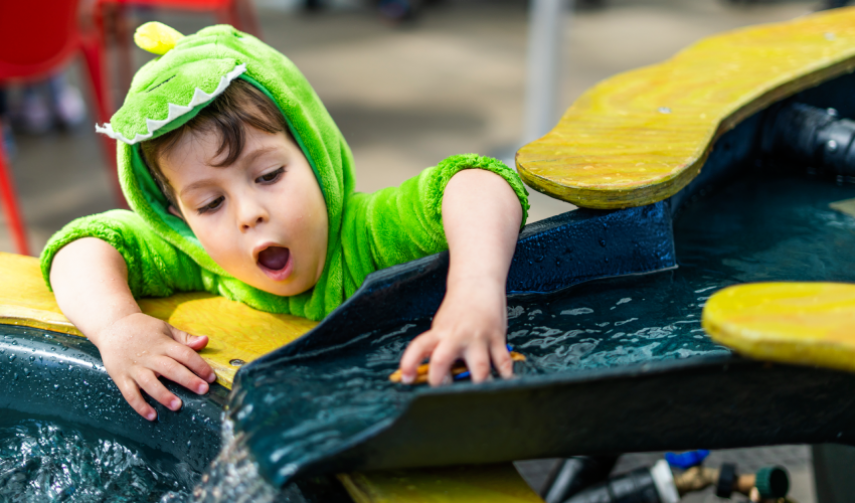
[{"x1": 238, "y1": 201, "x2": 268, "y2": 231}]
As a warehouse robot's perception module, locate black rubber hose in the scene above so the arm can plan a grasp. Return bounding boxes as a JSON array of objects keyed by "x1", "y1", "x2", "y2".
[
  {"x1": 761, "y1": 101, "x2": 855, "y2": 177},
  {"x1": 563, "y1": 467, "x2": 661, "y2": 503}
]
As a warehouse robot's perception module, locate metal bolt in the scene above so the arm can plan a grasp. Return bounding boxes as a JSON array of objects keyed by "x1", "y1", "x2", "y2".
[
  {"x1": 229, "y1": 359, "x2": 245, "y2": 366},
  {"x1": 827, "y1": 140, "x2": 839, "y2": 153},
  {"x1": 658, "y1": 107, "x2": 671, "y2": 114}
]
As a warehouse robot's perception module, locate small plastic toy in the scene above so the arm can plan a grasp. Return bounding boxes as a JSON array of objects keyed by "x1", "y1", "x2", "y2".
[{"x1": 388, "y1": 344, "x2": 527, "y2": 384}]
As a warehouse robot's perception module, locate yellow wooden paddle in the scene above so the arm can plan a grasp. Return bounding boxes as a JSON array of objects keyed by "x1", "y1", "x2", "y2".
[
  {"x1": 517, "y1": 7, "x2": 855, "y2": 209},
  {"x1": 703, "y1": 282, "x2": 855, "y2": 372},
  {"x1": 0, "y1": 251, "x2": 317, "y2": 388}
]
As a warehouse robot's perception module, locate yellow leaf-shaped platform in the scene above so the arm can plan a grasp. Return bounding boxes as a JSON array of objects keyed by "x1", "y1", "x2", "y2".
[
  {"x1": 517, "y1": 7, "x2": 855, "y2": 209},
  {"x1": 702, "y1": 282, "x2": 855, "y2": 372},
  {"x1": 0, "y1": 252, "x2": 317, "y2": 388}
]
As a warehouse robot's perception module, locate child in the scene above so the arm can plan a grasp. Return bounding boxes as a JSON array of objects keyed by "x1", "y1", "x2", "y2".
[{"x1": 42, "y1": 23, "x2": 529, "y2": 421}]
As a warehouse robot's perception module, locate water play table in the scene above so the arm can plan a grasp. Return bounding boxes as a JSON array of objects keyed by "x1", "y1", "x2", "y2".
[{"x1": 6, "y1": 7, "x2": 855, "y2": 501}]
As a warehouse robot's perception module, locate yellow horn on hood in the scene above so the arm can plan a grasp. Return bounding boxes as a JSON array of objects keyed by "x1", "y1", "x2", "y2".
[{"x1": 134, "y1": 22, "x2": 185, "y2": 56}]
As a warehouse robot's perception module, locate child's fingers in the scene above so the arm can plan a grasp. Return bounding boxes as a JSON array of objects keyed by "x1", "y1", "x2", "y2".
[
  {"x1": 134, "y1": 368, "x2": 183, "y2": 412},
  {"x1": 152, "y1": 356, "x2": 210, "y2": 395},
  {"x1": 116, "y1": 376, "x2": 157, "y2": 421},
  {"x1": 169, "y1": 326, "x2": 209, "y2": 351},
  {"x1": 490, "y1": 340, "x2": 514, "y2": 379},
  {"x1": 464, "y1": 343, "x2": 492, "y2": 383},
  {"x1": 427, "y1": 340, "x2": 459, "y2": 387},
  {"x1": 165, "y1": 340, "x2": 216, "y2": 383},
  {"x1": 399, "y1": 333, "x2": 439, "y2": 384}
]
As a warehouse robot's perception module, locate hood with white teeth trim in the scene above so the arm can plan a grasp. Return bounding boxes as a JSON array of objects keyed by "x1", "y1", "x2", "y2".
[{"x1": 101, "y1": 22, "x2": 356, "y2": 319}]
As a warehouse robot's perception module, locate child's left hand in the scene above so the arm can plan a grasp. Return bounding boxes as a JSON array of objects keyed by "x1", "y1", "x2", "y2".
[
  {"x1": 399, "y1": 279, "x2": 513, "y2": 385},
  {"x1": 397, "y1": 168, "x2": 523, "y2": 386}
]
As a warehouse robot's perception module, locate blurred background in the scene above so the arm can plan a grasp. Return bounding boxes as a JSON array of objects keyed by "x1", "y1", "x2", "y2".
[{"x1": 0, "y1": 0, "x2": 826, "y2": 255}]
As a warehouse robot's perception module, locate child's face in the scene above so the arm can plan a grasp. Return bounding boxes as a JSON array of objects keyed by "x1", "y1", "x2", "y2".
[{"x1": 160, "y1": 126, "x2": 328, "y2": 296}]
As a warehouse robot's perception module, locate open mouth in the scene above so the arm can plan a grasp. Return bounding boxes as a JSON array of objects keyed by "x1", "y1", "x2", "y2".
[{"x1": 257, "y1": 246, "x2": 292, "y2": 281}]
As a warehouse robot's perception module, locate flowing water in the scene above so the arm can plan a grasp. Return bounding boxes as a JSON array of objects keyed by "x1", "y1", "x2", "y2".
[
  {"x1": 4, "y1": 172, "x2": 855, "y2": 502},
  {"x1": 0, "y1": 411, "x2": 196, "y2": 502},
  {"x1": 224, "y1": 172, "x2": 855, "y2": 494}
]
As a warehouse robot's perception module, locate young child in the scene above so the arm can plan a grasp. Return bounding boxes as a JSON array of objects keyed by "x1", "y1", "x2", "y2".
[{"x1": 42, "y1": 23, "x2": 529, "y2": 421}]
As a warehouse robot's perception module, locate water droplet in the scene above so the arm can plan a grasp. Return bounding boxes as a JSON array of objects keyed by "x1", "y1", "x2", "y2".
[
  {"x1": 230, "y1": 359, "x2": 246, "y2": 366},
  {"x1": 8, "y1": 354, "x2": 15, "y2": 362},
  {"x1": 28, "y1": 356, "x2": 35, "y2": 362},
  {"x1": 54, "y1": 384, "x2": 60, "y2": 390},
  {"x1": 599, "y1": 239, "x2": 606, "y2": 247},
  {"x1": 658, "y1": 106, "x2": 671, "y2": 114},
  {"x1": 828, "y1": 140, "x2": 839, "y2": 153}
]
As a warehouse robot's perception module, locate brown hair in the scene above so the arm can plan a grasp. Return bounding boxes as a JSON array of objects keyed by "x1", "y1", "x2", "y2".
[{"x1": 139, "y1": 78, "x2": 290, "y2": 207}]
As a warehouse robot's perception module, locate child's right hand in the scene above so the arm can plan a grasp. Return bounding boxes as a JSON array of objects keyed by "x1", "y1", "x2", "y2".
[{"x1": 93, "y1": 313, "x2": 216, "y2": 421}]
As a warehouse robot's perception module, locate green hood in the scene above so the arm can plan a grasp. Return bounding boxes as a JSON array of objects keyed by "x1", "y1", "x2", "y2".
[
  {"x1": 79, "y1": 22, "x2": 529, "y2": 321},
  {"x1": 99, "y1": 24, "x2": 355, "y2": 318}
]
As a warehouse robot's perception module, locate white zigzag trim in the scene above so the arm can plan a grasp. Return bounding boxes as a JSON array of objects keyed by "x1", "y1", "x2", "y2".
[{"x1": 95, "y1": 63, "x2": 248, "y2": 145}]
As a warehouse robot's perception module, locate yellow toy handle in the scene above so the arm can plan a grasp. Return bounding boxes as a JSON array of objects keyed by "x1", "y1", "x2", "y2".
[{"x1": 134, "y1": 22, "x2": 185, "y2": 56}]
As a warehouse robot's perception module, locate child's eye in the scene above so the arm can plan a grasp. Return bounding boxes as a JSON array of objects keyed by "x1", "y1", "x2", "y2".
[
  {"x1": 197, "y1": 196, "x2": 224, "y2": 214},
  {"x1": 256, "y1": 167, "x2": 284, "y2": 184}
]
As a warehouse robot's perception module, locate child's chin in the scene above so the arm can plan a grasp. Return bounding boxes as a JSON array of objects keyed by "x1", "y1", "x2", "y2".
[{"x1": 252, "y1": 276, "x2": 314, "y2": 297}]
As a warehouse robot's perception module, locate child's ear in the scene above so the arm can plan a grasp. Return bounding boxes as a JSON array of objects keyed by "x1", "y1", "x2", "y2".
[{"x1": 167, "y1": 204, "x2": 184, "y2": 221}]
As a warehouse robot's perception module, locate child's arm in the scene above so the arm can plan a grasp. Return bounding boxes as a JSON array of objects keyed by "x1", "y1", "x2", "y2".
[
  {"x1": 399, "y1": 169, "x2": 523, "y2": 385},
  {"x1": 50, "y1": 238, "x2": 216, "y2": 421}
]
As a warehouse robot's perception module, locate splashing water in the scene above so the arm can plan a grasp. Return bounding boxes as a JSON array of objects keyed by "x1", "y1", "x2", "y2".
[
  {"x1": 218, "y1": 172, "x2": 855, "y2": 493},
  {"x1": 0, "y1": 412, "x2": 196, "y2": 503},
  {"x1": 5, "y1": 172, "x2": 855, "y2": 502}
]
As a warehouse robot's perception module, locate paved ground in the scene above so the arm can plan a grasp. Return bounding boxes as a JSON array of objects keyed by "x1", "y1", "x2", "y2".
[
  {"x1": 1, "y1": 0, "x2": 830, "y2": 501},
  {"x1": 516, "y1": 444, "x2": 817, "y2": 502}
]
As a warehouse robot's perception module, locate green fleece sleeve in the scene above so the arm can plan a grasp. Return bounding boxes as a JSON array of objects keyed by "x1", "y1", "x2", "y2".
[
  {"x1": 361, "y1": 154, "x2": 529, "y2": 272},
  {"x1": 40, "y1": 209, "x2": 205, "y2": 298}
]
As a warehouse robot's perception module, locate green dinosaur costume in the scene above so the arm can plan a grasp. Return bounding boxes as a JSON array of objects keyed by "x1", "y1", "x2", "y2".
[{"x1": 40, "y1": 23, "x2": 529, "y2": 321}]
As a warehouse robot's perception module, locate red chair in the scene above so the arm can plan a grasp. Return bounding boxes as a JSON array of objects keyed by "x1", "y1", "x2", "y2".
[
  {"x1": 0, "y1": 0, "x2": 121, "y2": 255},
  {"x1": 99, "y1": 0, "x2": 260, "y2": 35},
  {"x1": 97, "y1": 0, "x2": 261, "y2": 96}
]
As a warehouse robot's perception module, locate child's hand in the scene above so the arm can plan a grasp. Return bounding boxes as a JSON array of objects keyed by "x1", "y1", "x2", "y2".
[
  {"x1": 93, "y1": 313, "x2": 216, "y2": 421},
  {"x1": 399, "y1": 280, "x2": 513, "y2": 386}
]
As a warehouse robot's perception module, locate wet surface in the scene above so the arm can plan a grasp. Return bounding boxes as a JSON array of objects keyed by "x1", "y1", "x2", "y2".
[
  {"x1": 0, "y1": 411, "x2": 196, "y2": 503},
  {"x1": 231, "y1": 171, "x2": 855, "y2": 486}
]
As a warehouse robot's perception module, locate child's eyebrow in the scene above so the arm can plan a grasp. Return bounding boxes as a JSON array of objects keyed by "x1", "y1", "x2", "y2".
[
  {"x1": 178, "y1": 146, "x2": 282, "y2": 198},
  {"x1": 239, "y1": 146, "x2": 278, "y2": 167},
  {"x1": 179, "y1": 179, "x2": 217, "y2": 198}
]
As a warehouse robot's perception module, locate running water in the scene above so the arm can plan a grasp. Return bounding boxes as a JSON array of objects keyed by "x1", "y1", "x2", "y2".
[
  {"x1": 190, "y1": 420, "x2": 281, "y2": 503},
  {"x1": 4, "y1": 172, "x2": 855, "y2": 501},
  {"x1": 0, "y1": 412, "x2": 195, "y2": 502},
  {"x1": 210, "y1": 172, "x2": 855, "y2": 497}
]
